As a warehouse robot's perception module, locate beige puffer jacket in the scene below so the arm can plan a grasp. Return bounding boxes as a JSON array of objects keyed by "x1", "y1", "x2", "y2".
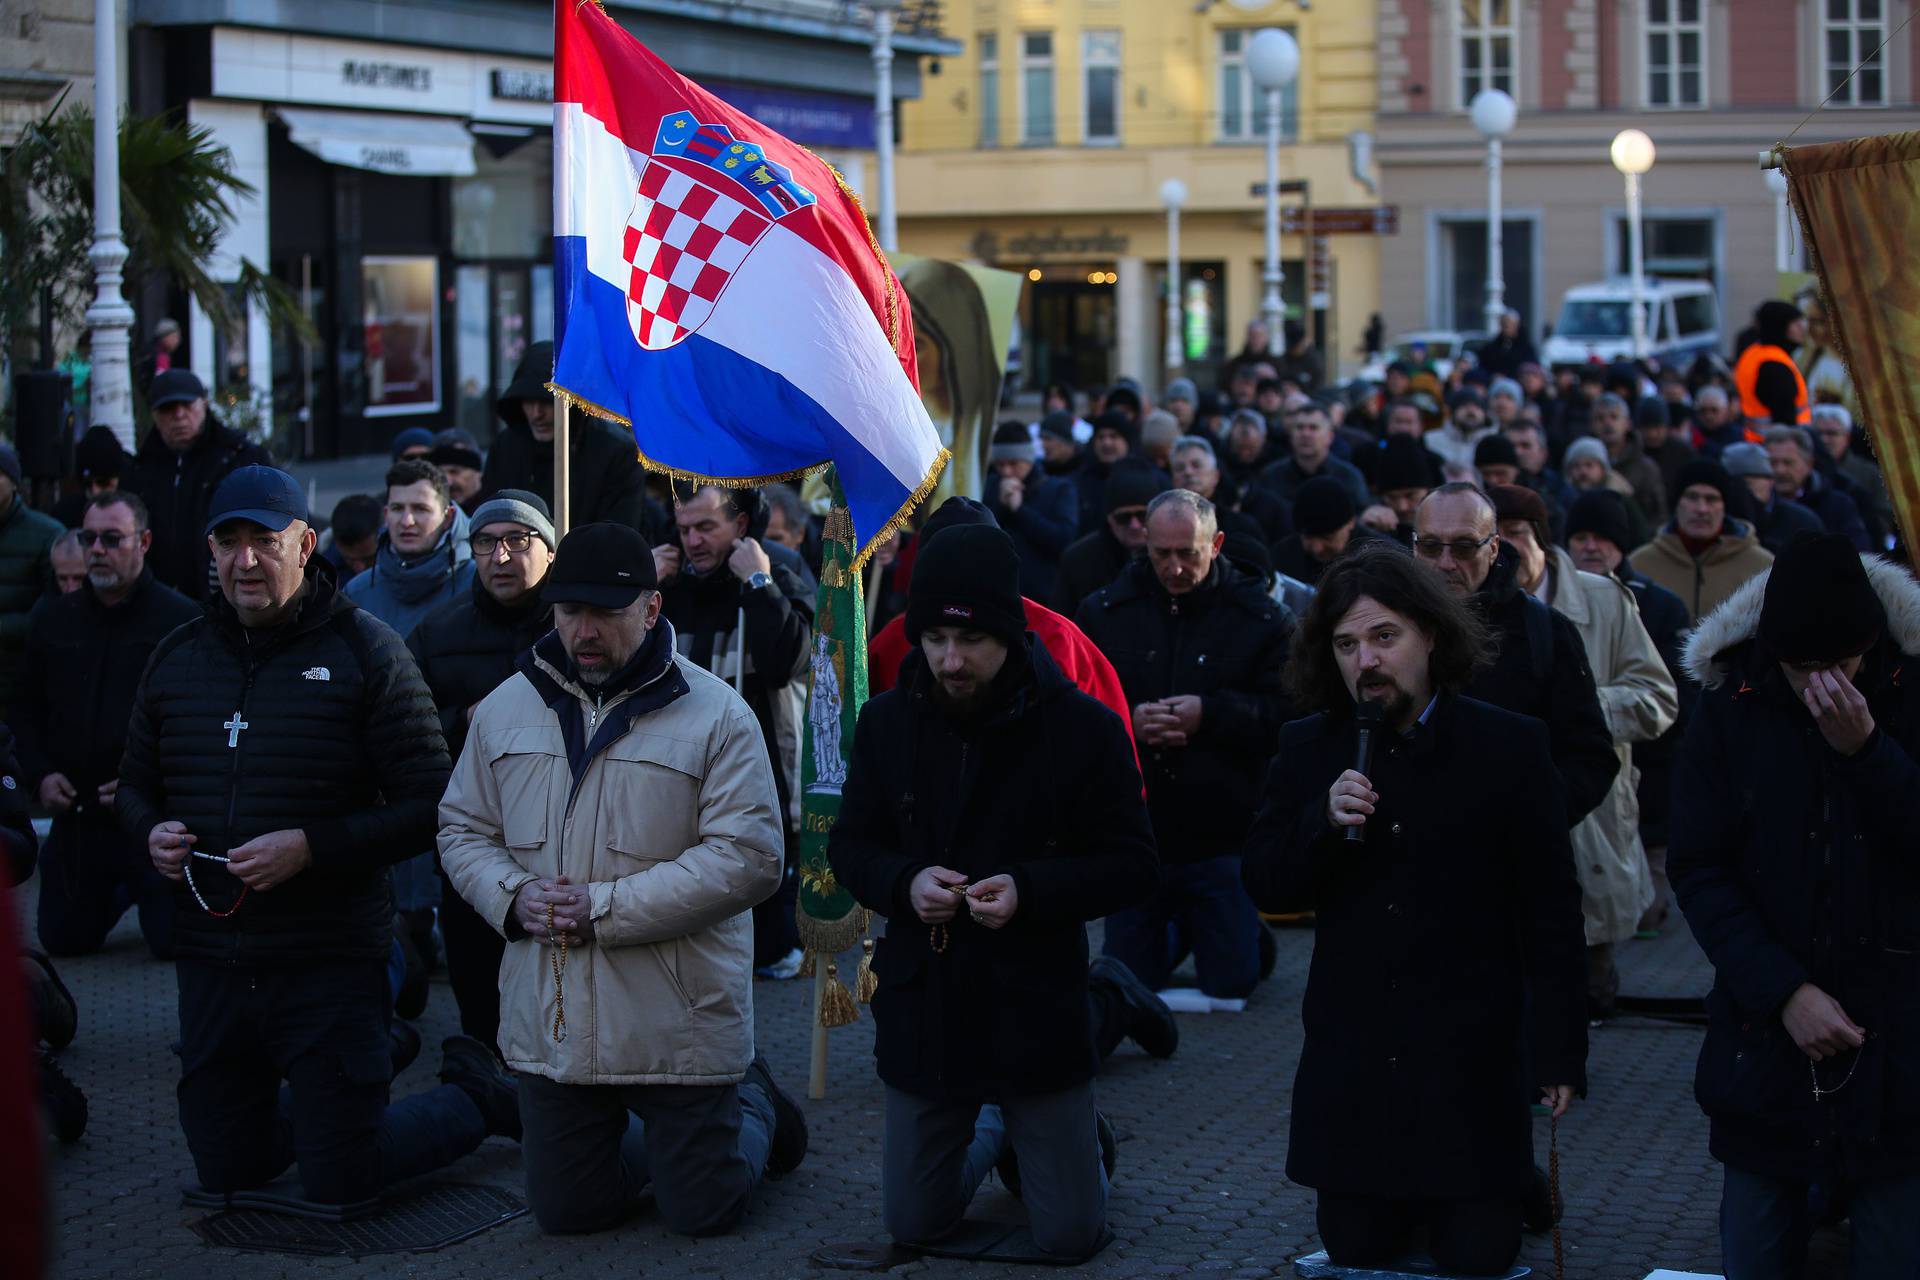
[
  {"x1": 438, "y1": 628, "x2": 782, "y2": 1086},
  {"x1": 1547, "y1": 547, "x2": 1679, "y2": 946}
]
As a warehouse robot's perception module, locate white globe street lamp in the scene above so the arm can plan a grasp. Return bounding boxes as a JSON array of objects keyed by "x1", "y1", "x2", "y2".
[
  {"x1": 1469, "y1": 88, "x2": 1517, "y2": 339},
  {"x1": 1160, "y1": 177, "x2": 1189, "y2": 384},
  {"x1": 1610, "y1": 128, "x2": 1656, "y2": 361},
  {"x1": 1246, "y1": 28, "x2": 1299, "y2": 341}
]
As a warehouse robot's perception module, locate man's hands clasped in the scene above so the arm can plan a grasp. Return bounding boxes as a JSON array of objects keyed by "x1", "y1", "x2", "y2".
[
  {"x1": 909, "y1": 866, "x2": 1020, "y2": 930},
  {"x1": 515, "y1": 876, "x2": 594, "y2": 945}
]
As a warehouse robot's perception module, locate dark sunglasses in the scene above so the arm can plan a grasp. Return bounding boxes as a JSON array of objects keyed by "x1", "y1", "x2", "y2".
[{"x1": 77, "y1": 530, "x2": 132, "y2": 549}]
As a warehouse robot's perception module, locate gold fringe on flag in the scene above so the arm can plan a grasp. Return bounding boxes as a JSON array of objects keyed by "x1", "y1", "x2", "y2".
[
  {"x1": 853, "y1": 936, "x2": 878, "y2": 1004},
  {"x1": 818, "y1": 961, "x2": 860, "y2": 1029}
]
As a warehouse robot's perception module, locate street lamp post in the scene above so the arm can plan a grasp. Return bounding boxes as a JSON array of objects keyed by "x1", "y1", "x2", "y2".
[
  {"x1": 1160, "y1": 178, "x2": 1188, "y2": 385},
  {"x1": 1246, "y1": 28, "x2": 1299, "y2": 343},
  {"x1": 869, "y1": 0, "x2": 903, "y2": 253},
  {"x1": 85, "y1": 0, "x2": 137, "y2": 453},
  {"x1": 1764, "y1": 167, "x2": 1791, "y2": 274},
  {"x1": 1610, "y1": 128, "x2": 1656, "y2": 362},
  {"x1": 1469, "y1": 89, "x2": 1517, "y2": 339}
]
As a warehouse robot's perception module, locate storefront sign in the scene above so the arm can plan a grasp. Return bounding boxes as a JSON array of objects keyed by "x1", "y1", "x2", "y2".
[
  {"x1": 341, "y1": 60, "x2": 434, "y2": 93},
  {"x1": 969, "y1": 227, "x2": 1131, "y2": 262},
  {"x1": 1282, "y1": 206, "x2": 1400, "y2": 235},
  {"x1": 706, "y1": 80, "x2": 872, "y2": 149},
  {"x1": 491, "y1": 69, "x2": 553, "y2": 103}
]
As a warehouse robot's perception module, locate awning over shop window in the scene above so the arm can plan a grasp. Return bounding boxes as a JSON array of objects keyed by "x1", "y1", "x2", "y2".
[{"x1": 276, "y1": 107, "x2": 477, "y2": 177}]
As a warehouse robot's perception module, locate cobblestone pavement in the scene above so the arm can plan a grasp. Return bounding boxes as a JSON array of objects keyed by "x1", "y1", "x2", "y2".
[{"x1": 21, "y1": 885, "x2": 1854, "y2": 1280}]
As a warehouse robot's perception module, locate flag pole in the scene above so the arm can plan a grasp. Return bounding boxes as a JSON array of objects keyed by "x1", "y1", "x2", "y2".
[
  {"x1": 808, "y1": 962, "x2": 831, "y2": 1099},
  {"x1": 553, "y1": 394, "x2": 571, "y2": 538}
]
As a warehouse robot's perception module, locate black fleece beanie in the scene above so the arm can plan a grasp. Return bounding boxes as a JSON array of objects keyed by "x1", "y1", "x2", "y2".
[{"x1": 905, "y1": 524, "x2": 1026, "y2": 648}]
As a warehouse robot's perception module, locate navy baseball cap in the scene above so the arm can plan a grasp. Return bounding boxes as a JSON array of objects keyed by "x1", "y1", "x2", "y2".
[
  {"x1": 204, "y1": 466, "x2": 309, "y2": 535},
  {"x1": 150, "y1": 369, "x2": 207, "y2": 408},
  {"x1": 544, "y1": 523, "x2": 658, "y2": 609}
]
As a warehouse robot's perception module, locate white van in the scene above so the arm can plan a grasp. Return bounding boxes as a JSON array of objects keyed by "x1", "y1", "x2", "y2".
[{"x1": 1541, "y1": 278, "x2": 1721, "y2": 371}]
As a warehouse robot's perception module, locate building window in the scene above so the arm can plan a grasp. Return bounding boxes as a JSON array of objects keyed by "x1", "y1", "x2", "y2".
[
  {"x1": 1823, "y1": 0, "x2": 1887, "y2": 106},
  {"x1": 1458, "y1": 0, "x2": 1515, "y2": 107},
  {"x1": 1216, "y1": 28, "x2": 1298, "y2": 143},
  {"x1": 1645, "y1": 0, "x2": 1705, "y2": 108},
  {"x1": 979, "y1": 34, "x2": 1000, "y2": 147},
  {"x1": 1020, "y1": 31, "x2": 1055, "y2": 145},
  {"x1": 1083, "y1": 30, "x2": 1121, "y2": 145},
  {"x1": 1610, "y1": 213, "x2": 1720, "y2": 293}
]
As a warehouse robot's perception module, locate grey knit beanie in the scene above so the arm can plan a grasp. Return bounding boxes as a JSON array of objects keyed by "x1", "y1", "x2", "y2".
[{"x1": 469, "y1": 489, "x2": 557, "y2": 550}]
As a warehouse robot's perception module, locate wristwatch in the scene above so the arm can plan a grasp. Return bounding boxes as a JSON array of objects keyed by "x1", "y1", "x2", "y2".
[{"x1": 746, "y1": 571, "x2": 773, "y2": 592}]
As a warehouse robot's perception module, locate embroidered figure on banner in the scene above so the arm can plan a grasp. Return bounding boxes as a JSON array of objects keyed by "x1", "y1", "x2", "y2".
[{"x1": 622, "y1": 111, "x2": 818, "y2": 351}]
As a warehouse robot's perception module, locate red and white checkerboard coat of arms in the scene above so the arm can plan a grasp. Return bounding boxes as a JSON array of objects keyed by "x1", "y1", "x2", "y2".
[{"x1": 620, "y1": 113, "x2": 817, "y2": 351}]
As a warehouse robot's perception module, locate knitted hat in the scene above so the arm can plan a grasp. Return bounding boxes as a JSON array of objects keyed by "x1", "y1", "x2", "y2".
[
  {"x1": 919, "y1": 495, "x2": 998, "y2": 543},
  {"x1": 1488, "y1": 377, "x2": 1524, "y2": 405},
  {"x1": 1474, "y1": 434, "x2": 1520, "y2": 470},
  {"x1": 1449, "y1": 386, "x2": 1487, "y2": 413},
  {"x1": 1377, "y1": 436, "x2": 1438, "y2": 492},
  {"x1": 1563, "y1": 438, "x2": 1610, "y2": 473},
  {"x1": 1165, "y1": 377, "x2": 1198, "y2": 405},
  {"x1": 905, "y1": 524, "x2": 1025, "y2": 648},
  {"x1": 75, "y1": 425, "x2": 128, "y2": 482},
  {"x1": 1673, "y1": 459, "x2": 1737, "y2": 511},
  {"x1": 1038, "y1": 411, "x2": 1078, "y2": 444},
  {"x1": 1221, "y1": 523, "x2": 1273, "y2": 585},
  {"x1": 989, "y1": 421, "x2": 1035, "y2": 465},
  {"x1": 1636, "y1": 397, "x2": 1670, "y2": 430},
  {"x1": 1295, "y1": 476, "x2": 1355, "y2": 538},
  {"x1": 390, "y1": 427, "x2": 435, "y2": 460},
  {"x1": 1719, "y1": 442, "x2": 1772, "y2": 480},
  {"x1": 1104, "y1": 458, "x2": 1163, "y2": 514},
  {"x1": 1140, "y1": 409, "x2": 1181, "y2": 453},
  {"x1": 1091, "y1": 409, "x2": 1140, "y2": 454},
  {"x1": 1565, "y1": 490, "x2": 1634, "y2": 554},
  {"x1": 1489, "y1": 483, "x2": 1550, "y2": 548},
  {"x1": 470, "y1": 489, "x2": 558, "y2": 550},
  {"x1": 429, "y1": 427, "x2": 484, "y2": 472},
  {"x1": 1759, "y1": 534, "x2": 1882, "y2": 665}
]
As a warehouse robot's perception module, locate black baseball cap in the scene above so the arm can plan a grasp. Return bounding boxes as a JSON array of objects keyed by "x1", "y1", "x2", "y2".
[
  {"x1": 150, "y1": 369, "x2": 207, "y2": 408},
  {"x1": 204, "y1": 466, "x2": 309, "y2": 535},
  {"x1": 543, "y1": 523, "x2": 658, "y2": 608}
]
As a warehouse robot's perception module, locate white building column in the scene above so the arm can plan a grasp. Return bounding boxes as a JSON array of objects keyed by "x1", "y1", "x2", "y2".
[
  {"x1": 1113, "y1": 256, "x2": 1153, "y2": 390},
  {"x1": 186, "y1": 100, "x2": 271, "y2": 419}
]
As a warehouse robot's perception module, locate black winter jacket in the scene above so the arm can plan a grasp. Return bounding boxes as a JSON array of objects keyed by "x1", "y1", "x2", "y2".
[
  {"x1": 1466, "y1": 546, "x2": 1618, "y2": 826},
  {"x1": 1242, "y1": 696, "x2": 1588, "y2": 1199},
  {"x1": 0, "y1": 495, "x2": 64, "y2": 717},
  {"x1": 407, "y1": 574, "x2": 553, "y2": 761},
  {"x1": 479, "y1": 418, "x2": 658, "y2": 535},
  {"x1": 1618, "y1": 566, "x2": 1691, "y2": 847},
  {"x1": 983, "y1": 470, "x2": 1079, "y2": 605},
  {"x1": 1051, "y1": 526, "x2": 1134, "y2": 619},
  {"x1": 19, "y1": 570, "x2": 197, "y2": 803},
  {"x1": 123, "y1": 416, "x2": 271, "y2": 601},
  {"x1": 829, "y1": 639, "x2": 1156, "y2": 1101},
  {"x1": 1075, "y1": 559, "x2": 1293, "y2": 864},
  {"x1": 1672, "y1": 559, "x2": 1920, "y2": 1182},
  {"x1": 117, "y1": 559, "x2": 451, "y2": 967},
  {"x1": 0, "y1": 724, "x2": 36, "y2": 887}
]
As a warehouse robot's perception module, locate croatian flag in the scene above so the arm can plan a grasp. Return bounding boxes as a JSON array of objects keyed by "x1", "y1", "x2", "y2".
[{"x1": 552, "y1": 0, "x2": 947, "y2": 564}]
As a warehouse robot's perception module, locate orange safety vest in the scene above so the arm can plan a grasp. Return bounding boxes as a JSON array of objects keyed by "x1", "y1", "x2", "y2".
[{"x1": 1733, "y1": 342, "x2": 1810, "y2": 427}]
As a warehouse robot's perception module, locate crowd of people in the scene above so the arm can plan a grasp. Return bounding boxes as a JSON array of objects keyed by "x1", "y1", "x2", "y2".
[{"x1": 4, "y1": 290, "x2": 1916, "y2": 1278}]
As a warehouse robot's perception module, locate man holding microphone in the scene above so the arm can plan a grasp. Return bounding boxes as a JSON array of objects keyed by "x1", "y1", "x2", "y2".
[{"x1": 1241, "y1": 542, "x2": 1588, "y2": 1274}]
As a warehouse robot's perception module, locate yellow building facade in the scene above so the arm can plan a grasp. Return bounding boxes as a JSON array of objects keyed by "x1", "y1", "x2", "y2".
[{"x1": 896, "y1": 0, "x2": 1380, "y2": 398}]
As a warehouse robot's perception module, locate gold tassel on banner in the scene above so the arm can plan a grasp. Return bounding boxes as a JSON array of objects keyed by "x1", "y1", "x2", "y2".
[
  {"x1": 854, "y1": 937, "x2": 878, "y2": 1003},
  {"x1": 818, "y1": 962, "x2": 860, "y2": 1029},
  {"x1": 797, "y1": 949, "x2": 817, "y2": 980}
]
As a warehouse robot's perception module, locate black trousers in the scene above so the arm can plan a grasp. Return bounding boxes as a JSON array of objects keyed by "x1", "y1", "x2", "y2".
[
  {"x1": 36, "y1": 811, "x2": 174, "y2": 959},
  {"x1": 1317, "y1": 1190, "x2": 1522, "y2": 1275},
  {"x1": 175, "y1": 957, "x2": 486, "y2": 1205},
  {"x1": 439, "y1": 873, "x2": 504, "y2": 1048}
]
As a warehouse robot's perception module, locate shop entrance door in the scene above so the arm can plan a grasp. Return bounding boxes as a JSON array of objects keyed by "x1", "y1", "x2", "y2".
[{"x1": 1028, "y1": 278, "x2": 1116, "y2": 392}]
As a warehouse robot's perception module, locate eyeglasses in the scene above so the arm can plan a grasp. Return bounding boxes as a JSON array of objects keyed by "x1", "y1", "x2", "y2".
[
  {"x1": 470, "y1": 531, "x2": 537, "y2": 556},
  {"x1": 1411, "y1": 533, "x2": 1495, "y2": 561},
  {"x1": 77, "y1": 530, "x2": 131, "y2": 549},
  {"x1": 1109, "y1": 508, "x2": 1149, "y2": 528}
]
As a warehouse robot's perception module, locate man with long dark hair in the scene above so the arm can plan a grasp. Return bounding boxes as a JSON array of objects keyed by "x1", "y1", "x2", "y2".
[{"x1": 1241, "y1": 542, "x2": 1588, "y2": 1274}]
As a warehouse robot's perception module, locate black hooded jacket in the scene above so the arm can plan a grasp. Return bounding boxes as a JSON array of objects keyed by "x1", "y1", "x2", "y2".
[
  {"x1": 407, "y1": 572, "x2": 554, "y2": 761},
  {"x1": 117, "y1": 558, "x2": 451, "y2": 967},
  {"x1": 828, "y1": 637, "x2": 1156, "y2": 1101},
  {"x1": 1464, "y1": 544, "x2": 1619, "y2": 826},
  {"x1": 123, "y1": 415, "x2": 272, "y2": 601},
  {"x1": 1075, "y1": 558, "x2": 1294, "y2": 863}
]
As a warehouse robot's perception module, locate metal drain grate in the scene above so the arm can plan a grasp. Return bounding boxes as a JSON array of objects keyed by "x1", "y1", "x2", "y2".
[{"x1": 191, "y1": 1182, "x2": 525, "y2": 1257}]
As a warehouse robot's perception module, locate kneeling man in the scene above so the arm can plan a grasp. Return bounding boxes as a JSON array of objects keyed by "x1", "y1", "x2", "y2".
[
  {"x1": 1242, "y1": 542, "x2": 1587, "y2": 1274},
  {"x1": 440, "y1": 523, "x2": 806, "y2": 1236},
  {"x1": 830, "y1": 523, "x2": 1158, "y2": 1260}
]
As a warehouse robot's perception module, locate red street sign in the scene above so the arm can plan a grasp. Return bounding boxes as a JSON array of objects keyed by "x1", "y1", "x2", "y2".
[{"x1": 1282, "y1": 206, "x2": 1399, "y2": 235}]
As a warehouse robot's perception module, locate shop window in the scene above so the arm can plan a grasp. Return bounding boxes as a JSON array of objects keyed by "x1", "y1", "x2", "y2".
[
  {"x1": 453, "y1": 134, "x2": 554, "y2": 261},
  {"x1": 1823, "y1": 0, "x2": 1887, "y2": 106},
  {"x1": 1645, "y1": 0, "x2": 1706, "y2": 109},
  {"x1": 1216, "y1": 29, "x2": 1299, "y2": 143},
  {"x1": 1458, "y1": 0, "x2": 1515, "y2": 108},
  {"x1": 362, "y1": 256, "x2": 441, "y2": 418},
  {"x1": 1083, "y1": 30, "x2": 1121, "y2": 145}
]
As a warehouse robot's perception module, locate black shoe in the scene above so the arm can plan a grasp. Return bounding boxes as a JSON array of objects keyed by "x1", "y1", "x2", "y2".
[
  {"x1": 744, "y1": 1053, "x2": 808, "y2": 1177},
  {"x1": 389, "y1": 1021, "x2": 422, "y2": 1080},
  {"x1": 1257, "y1": 924, "x2": 1278, "y2": 983},
  {"x1": 997, "y1": 1110, "x2": 1117, "y2": 1201},
  {"x1": 393, "y1": 915, "x2": 428, "y2": 1020},
  {"x1": 23, "y1": 950, "x2": 76, "y2": 1050},
  {"x1": 37, "y1": 1052, "x2": 87, "y2": 1143},
  {"x1": 440, "y1": 1035, "x2": 520, "y2": 1142},
  {"x1": 1088, "y1": 956, "x2": 1178, "y2": 1060},
  {"x1": 1521, "y1": 1162, "x2": 1561, "y2": 1233}
]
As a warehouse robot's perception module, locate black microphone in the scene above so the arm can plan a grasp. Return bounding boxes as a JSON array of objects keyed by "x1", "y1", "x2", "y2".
[{"x1": 1345, "y1": 699, "x2": 1385, "y2": 844}]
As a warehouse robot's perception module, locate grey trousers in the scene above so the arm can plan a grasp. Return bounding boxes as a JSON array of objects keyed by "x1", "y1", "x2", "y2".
[
  {"x1": 883, "y1": 1083, "x2": 1109, "y2": 1260},
  {"x1": 518, "y1": 1073, "x2": 774, "y2": 1237}
]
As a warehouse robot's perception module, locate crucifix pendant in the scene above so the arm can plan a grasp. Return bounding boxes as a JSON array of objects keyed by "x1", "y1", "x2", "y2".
[{"x1": 224, "y1": 712, "x2": 249, "y2": 749}]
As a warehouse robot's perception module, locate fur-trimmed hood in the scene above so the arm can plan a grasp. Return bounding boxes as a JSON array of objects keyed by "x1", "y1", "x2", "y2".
[{"x1": 1682, "y1": 554, "x2": 1920, "y2": 688}]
